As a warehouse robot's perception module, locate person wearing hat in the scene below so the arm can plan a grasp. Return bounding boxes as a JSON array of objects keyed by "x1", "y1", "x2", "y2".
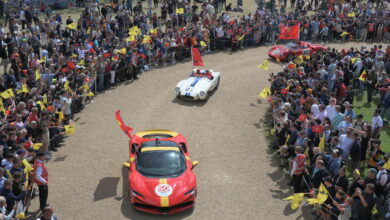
[
  {"x1": 33, "y1": 152, "x2": 49, "y2": 211},
  {"x1": 326, "y1": 149, "x2": 342, "y2": 177}
]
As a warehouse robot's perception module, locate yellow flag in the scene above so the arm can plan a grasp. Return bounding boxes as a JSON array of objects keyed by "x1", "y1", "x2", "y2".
[
  {"x1": 117, "y1": 48, "x2": 127, "y2": 55},
  {"x1": 285, "y1": 135, "x2": 290, "y2": 145},
  {"x1": 317, "y1": 183, "x2": 329, "y2": 204},
  {"x1": 36, "y1": 101, "x2": 46, "y2": 110},
  {"x1": 340, "y1": 32, "x2": 349, "y2": 37},
  {"x1": 87, "y1": 27, "x2": 91, "y2": 34},
  {"x1": 318, "y1": 135, "x2": 325, "y2": 152},
  {"x1": 35, "y1": 69, "x2": 41, "y2": 80},
  {"x1": 129, "y1": 26, "x2": 140, "y2": 36},
  {"x1": 283, "y1": 193, "x2": 305, "y2": 210},
  {"x1": 0, "y1": 98, "x2": 5, "y2": 113},
  {"x1": 351, "y1": 57, "x2": 357, "y2": 64},
  {"x1": 126, "y1": 35, "x2": 136, "y2": 42},
  {"x1": 142, "y1": 35, "x2": 151, "y2": 44},
  {"x1": 359, "y1": 70, "x2": 367, "y2": 81},
  {"x1": 43, "y1": 94, "x2": 48, "y2": 104},
  {"x1": 39, "y1": 57, "x2": 46, "y2": 63},
  {"x1": 238, "y1": 34, "x2": 246, "y2": 41},
  {"x1": 176, "y1": 8, "x2": 184, "y2": 14},
  {"x1": 86, "y1": 91, "x2": 95, "y2": 97},
  {"x1": 347, "y1": 12, "x2": 355, "y2": 17},
  {"x1": 200, "y1": 41, "x2": 207, "y2": 47},
  {"x1": 258, "y1": 87, "x2": 271, "y2": 99},
  {"x1": 67, "y1": 23, "x2": 77, "y2": 30},
  {"x1": 57, "y1": 111, "x2": 64, "y2": 124},
  {"x1": 294, "y1": 55, "x2": 304, "y2": 65},
  {"x1": 17, "y1": 84, "x2": 29, "y2": 95},
  {"x1": 150, "y1": 28, "x2": 158, "y2": 35},
  {"x1": 383, "y1": 159, "x2": 390, "y2": 170},
  {"x1": 306, "y1": 198, "x2": 320, "y2": 205},
  {"x1": 22, "y1": 159, "x2": 34, "y2": 173},
  {"x1": 65, "y1": 125, "x2": 75, "y2": 135},
  {"x1": 257, "y1": 60, "x2": 269, "y2": 70},
  {"x1": 78, "y1": 59, "x2": 85, "y2": 66},
  {"x1": 15, "y1": 212, "x2": 25, "y2": 219},
  {"x1": 0, "y1": 89, "x2": 15, "y2": 99},
  {"x1": 33, "y1": 143, "x2": 43, "y2": 150}
]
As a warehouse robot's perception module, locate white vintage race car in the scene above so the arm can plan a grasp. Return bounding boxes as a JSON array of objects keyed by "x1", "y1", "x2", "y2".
[{"x1": 175, "y1": 69, "x2": 220, "y2": 101}]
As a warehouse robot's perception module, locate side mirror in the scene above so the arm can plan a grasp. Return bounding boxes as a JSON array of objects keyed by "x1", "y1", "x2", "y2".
[
  {"x1": 192, "y1": 161, "x2": 199, "y2": 169},
  {"x1": 123, "y1": 162, "x2": 131, "y2": 168}
]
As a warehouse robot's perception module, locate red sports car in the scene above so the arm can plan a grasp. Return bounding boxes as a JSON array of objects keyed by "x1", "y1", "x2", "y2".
[
  {"x1": 268, "y1": 41, "x2": 327, "y2": 61},
  {"x1": 116, "y1": 110, "x2": 198, "y2": 215}
]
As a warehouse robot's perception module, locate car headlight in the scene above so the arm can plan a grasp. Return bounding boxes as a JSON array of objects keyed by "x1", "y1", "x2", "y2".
[
  {"x1": 131, "y1": 190, "x2": 144, "y2": 198},
  {"x1": 199, "y1": 91, "x2": 205, "y2": 96},
  {"x1": 184, "y1": 188, "x2": 196, "y2": 196},
  {"x1": 175, "y1": 87, "x2": 181, "y2": 93}
]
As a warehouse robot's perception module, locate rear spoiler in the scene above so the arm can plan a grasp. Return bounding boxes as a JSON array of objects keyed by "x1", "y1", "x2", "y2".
[{"x1": 115, "y1": 110, "x2": 133, "y2": 138}]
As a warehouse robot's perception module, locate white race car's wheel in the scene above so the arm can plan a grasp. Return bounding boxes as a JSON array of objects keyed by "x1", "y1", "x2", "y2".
[{"x1": 215, "y1": 77, "x2": 220, "y2": 89}]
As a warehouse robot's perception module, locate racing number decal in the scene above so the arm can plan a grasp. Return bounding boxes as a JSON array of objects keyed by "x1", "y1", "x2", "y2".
[
  {"x1": 302, "y1": 49, "x2": 310, "y2": 56},
  {"x1": 156, "y1": 179, "x2": 172, "y2": 207},
  {"x1": 272, "y1": 49, "x2": 280, "y2": 55}
]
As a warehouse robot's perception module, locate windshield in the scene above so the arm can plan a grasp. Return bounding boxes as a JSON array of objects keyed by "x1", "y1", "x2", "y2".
[
  {"x1": 285, "y1": 43, "x2": 298, "y2": 49},
  {"x1": 136, "y1": 151, "x2": 186, "y2": 177}
]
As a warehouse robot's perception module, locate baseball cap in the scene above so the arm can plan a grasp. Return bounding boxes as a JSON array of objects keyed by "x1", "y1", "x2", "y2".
[
  {"x1": 16, "y1": 149, "x2": 26, "y2": 155},
  {"x1": 377, "y1": 161, "x2": 385, "y2": 167},
  {"x1": 369, "y1": 168, "x2": 378, "y2": 175}
]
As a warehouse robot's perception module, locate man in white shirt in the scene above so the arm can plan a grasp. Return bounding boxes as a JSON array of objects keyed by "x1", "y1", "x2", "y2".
[
  {"x1": 316, "y1": 104, "x2": 327, "y2": 122},
  {"x1": 371, "y1": 109, "x2": 383, "y2": 138},
  {"x1": 311, "y1": 99, "x2": 320, "y2": 118},
  {"x1": 339, "y1": 129, "x2": 354, "y2": 161},
  {"x1": 326, "y1": 98, "x2": 337, "y2": 120}
]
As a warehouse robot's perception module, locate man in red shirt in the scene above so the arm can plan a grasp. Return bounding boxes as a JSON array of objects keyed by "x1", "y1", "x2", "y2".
[
  {"x1": 290, "y1": 146, "x2": 306, "y2": 193},
  {"x1": 33, "y1": 152, "x2": 49, "y2": 211}
]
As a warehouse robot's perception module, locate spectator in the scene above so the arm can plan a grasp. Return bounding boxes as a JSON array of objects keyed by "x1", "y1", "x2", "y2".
[{"x1": 351, "y1": 183, "x2": 377, "y2": 220}]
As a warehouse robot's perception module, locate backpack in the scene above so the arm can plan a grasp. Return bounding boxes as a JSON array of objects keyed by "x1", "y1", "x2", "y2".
[{"x1": 378, "y1": 171, "x2": 390, "y2": 196}]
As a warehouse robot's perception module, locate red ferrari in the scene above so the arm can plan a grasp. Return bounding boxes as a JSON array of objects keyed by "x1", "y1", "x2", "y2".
[
  {"x1": 268, "y1": 41, "x2": 327, "y2": 61},
  {"x1": 116, "y1": 110, "x2": 198, "y2": 215}
]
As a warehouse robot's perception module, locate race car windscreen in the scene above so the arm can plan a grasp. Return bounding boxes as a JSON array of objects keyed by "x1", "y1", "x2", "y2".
[{"x1": 136, "y1": 151, "x2": 186, "y2": 177}]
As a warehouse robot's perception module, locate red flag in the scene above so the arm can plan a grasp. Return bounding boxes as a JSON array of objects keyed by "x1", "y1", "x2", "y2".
[
  {"x1": 191, "y1": 48, "x2": 204, "y2": 66},
  {"x1": 103, "y1": 53, "x2": 111, "y2": 58},
  {"x1": 61, "y1": 67, "x2": 68, "y2": 73},
  {"x1": 298, "y1": 114, "x2": 307, "y2": 122},
  {"x1": 278, "y1": 24, "x2": 300, "y2": 40},
  {"x1": 115, "y1": 110, "x2": 133, "y2": 138},
  {"x1": 89, "y1": 48, "x2": 95, "y2": 53},
  {"x1": 67, "y1": 61, "x2": 76, "y2": 69}
]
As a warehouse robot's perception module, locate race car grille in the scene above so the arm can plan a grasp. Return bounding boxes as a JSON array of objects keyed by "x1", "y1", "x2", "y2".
[
  {"x1": 180, "y1": 95, "x2": 195, "y2": 100},
  {"x1": 134, "y1": 201, "x2": 194, "y2": 213}
]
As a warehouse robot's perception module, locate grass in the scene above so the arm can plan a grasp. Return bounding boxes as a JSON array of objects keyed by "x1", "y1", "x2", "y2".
[{"x1": 353, "y1": 91, "x2": 390, "y2": 153}]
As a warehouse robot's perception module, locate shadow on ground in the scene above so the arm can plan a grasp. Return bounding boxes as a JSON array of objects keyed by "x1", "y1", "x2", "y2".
[
  {"x1": 256, "y1": 99, "x2": 313, "y2": 219},
  {"x1": 94, "y1": 177, "x2": 120, "y2": 202},
  {"x1": 120, "y1": 166, "x2": 193, "y2": 220}
]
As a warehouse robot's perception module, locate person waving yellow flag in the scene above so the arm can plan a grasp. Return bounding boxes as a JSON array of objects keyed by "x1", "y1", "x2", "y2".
[{"x1": 283, "y1": 193, "x2": 305, "y2": 210}]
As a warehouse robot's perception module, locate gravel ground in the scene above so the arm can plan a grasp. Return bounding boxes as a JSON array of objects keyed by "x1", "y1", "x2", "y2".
[{"x1": 23, "y1": 9, "x2": 373, "y2": 218}]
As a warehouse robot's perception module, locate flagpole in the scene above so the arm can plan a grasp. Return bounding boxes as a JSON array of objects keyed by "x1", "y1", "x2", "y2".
[{"x1": 191, "y1": 46, "x2": 194, "y2": 71}]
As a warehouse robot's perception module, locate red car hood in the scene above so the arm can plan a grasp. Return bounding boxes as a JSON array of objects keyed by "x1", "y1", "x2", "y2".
[
  {"x1": 268, "y1": 46, "x2": 288, "y2": 57},
  {"x1": 130, "y1": 169, "x2": 196, "y2": 207}
]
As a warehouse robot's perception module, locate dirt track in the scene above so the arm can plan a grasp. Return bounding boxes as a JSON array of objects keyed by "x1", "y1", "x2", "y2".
[{"x1": 25, "y1": 42, "x2": 370, "y2": 220}]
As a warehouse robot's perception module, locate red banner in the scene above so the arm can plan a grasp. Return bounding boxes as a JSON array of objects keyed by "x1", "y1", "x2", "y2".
[
  {"x1": 191, "y1": 48, "x2": 204, "y2": 66},
  {"x1": 278, "y1": 24, "x2": 300, "y2": 40}
]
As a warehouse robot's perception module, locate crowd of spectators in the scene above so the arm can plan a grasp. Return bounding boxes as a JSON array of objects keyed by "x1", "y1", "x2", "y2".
[
  {"x1": 0, "y1": 0, "x2": 388, "y2": 218},
  {"x1": 270, "y1": 44, "x2": 390, "y2": 220}
]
